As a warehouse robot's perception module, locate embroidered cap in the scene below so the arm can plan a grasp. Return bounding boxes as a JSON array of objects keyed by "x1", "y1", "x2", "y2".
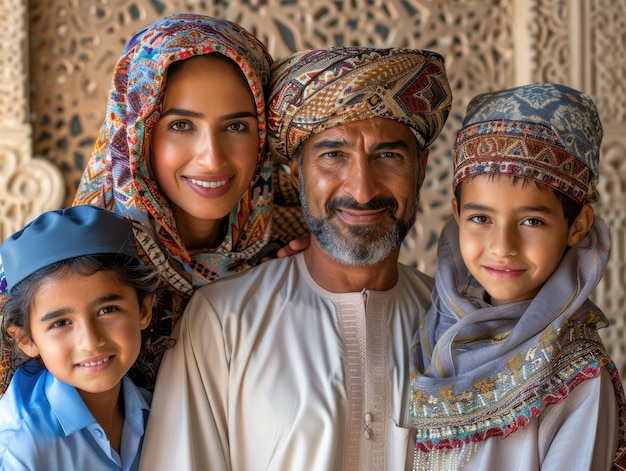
[
  {"x1": 267, "y1": 46, "x2": 452, "y2": 162},
  {"x1": 453, "y1": 83, "x2": 602, "y2": 204},
  {"x1": 0, "y1": 205, "x2": 140, "y2": 292}
]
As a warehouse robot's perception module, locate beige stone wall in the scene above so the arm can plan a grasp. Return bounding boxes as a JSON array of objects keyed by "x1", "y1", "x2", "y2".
[{"x1": 1, "y1": 0, "x2": 625, "y2": 378}]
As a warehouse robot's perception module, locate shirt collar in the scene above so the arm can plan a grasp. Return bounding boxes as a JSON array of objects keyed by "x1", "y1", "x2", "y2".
[{"x1": 45, "y1": 373, "x2": 150, "y2": 436}]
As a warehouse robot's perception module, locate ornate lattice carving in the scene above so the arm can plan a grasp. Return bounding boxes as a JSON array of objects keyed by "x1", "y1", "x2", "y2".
[
  {"x1": 2, "y1": 0, "x2": 623, "y2": 379},
  {"x1": 27, "y1": 0, "x2": 515, "y2": 274},
  {"x1": 0, "y1": 0, "x2": 64, "y2": 241},
  {"x1": 529, "y1": 0, "x2": 626, "y2": 380}
]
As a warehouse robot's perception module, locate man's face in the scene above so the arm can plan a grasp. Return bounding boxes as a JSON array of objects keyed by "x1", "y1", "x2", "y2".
[{"x1": 291, "y1": 117, "x2": 427, "y2": 266}]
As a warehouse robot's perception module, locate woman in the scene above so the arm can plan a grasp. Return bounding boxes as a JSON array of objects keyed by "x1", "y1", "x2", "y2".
[{"x1": 64, "y1": 14, "x2": 305, "y2": 390}]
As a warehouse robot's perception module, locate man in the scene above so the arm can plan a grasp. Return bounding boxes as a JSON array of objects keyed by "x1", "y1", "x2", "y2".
[{"x1": 140, "y1": 47, "x2": 452, "y2": 471}]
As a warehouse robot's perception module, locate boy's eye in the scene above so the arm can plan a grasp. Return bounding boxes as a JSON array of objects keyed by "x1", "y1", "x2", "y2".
[
  {"x1": 469, "y1": 215, "x2": 489, "y2": 224},
  {"x1": 99, "y1": 306, "x2": 118, "y2": 316},
  {"x1": 523, "y1": 218, "x2": 544, "y2": 227}
]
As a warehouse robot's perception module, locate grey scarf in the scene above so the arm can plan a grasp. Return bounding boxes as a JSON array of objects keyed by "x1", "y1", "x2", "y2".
[{"x1": 410, "y1": 217, "x2": 625, "y2": 454}]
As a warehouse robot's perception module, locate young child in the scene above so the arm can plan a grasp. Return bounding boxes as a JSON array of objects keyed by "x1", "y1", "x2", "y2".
[
  {"x1": 409, "y1": 83, "x2": 626, "y2": 470},
  {"x1": 0, "y1": 205, "x2": 159, "y2": 470}
]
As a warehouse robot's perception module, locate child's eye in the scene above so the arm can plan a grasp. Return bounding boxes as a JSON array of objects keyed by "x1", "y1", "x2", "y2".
[
  {"x1": 469, "y1": 215, "x2": 489, "y2": 224},
  {"x1": 50, "y1": 319, "x2": 70, "y2": 329},
  {"x1": 522, "y1": 218, "x2": 544, "y2": 227},
  {"x1": 99, "y1": 306, "x2": 119, "y2": 316}
]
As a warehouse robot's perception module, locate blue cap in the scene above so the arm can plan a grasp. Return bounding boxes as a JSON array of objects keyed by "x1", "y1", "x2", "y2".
[{"x1": 0, "y1": 205, "x2": 140, "y2": 292}]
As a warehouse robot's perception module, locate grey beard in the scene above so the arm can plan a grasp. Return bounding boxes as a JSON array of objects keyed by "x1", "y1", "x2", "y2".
[{"x1": 299, "y1": 181, "x2": 417, "y2": 266}]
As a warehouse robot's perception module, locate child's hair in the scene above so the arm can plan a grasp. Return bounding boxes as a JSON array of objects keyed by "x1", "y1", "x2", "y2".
[
  {"x1": 0, "y1": 252, "x2": 160, "y2": 382},
  {"x1": 454, "y1": 175, "x2": 584, "y2": 227}
]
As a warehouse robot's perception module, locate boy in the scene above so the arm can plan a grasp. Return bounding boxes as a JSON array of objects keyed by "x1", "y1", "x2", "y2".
[
  {"x1": 0, "y1": 206, "x2": 159, "y2": 470},
  {"x1": 410, "y1": 83, "x2": 626, "y2": 470}
]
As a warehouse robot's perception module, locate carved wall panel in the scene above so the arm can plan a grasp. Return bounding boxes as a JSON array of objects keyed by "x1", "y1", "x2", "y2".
[
  {"x1": 0, "y1": 0, "x2": 624, "y2": 378},
  {"x1": 529, "y1": 0, "x2": 626, "y2": 380},
  {"x1": 0, "y1": 0, "x2": 64, "y2": 241}
]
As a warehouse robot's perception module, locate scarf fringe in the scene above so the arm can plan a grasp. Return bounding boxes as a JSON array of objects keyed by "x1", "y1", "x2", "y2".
[{"x1": 413, "y1": 324, "x2": 626, "y2": 468}]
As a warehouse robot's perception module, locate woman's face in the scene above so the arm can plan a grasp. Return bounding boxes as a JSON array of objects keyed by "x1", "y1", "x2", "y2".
[{"x1": 151, "y1": 55, "x2": 259, "y2": 249}]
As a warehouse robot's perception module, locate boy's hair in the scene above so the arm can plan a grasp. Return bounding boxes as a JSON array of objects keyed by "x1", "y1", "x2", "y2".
[
  {"x1": 454, "y1": 175, "x2": 584, "y2": 227},
  {"x1": 0, "y1": 253, "x2": 160, "y2": 381},
  {"x1": 453, "y1": 83, "x2": 602, "y2": 206}
]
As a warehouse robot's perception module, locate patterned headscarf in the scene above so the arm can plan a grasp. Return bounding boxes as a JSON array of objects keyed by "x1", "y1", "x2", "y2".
[
  {"x1": 69, "y1": 14, "x2": 279, "y2": 389},
  {"x1": 454, "y1": 83, "x2": 602, "y2": 204},
  {"x1": 267, "y1": 47, "x2": 452, "y2": 162}
]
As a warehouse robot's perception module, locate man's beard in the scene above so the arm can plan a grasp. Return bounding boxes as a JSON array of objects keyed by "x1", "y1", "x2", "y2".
[{"x1": 300, "y1": 184, "x2": 418, "y2": 266}]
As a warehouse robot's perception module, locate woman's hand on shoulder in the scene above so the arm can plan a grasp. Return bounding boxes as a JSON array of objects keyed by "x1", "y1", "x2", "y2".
[{"x1": 261, "y1": 234, "x2": 310, "y2": 262}]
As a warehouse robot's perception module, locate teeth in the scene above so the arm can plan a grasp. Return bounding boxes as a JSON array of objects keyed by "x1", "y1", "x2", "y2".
[
  {"x1": 188, "y1": 178, "x2": 229, "y2": 189},
  {"x1": 79, "y1": 356, "x2": 110, "y2": 367}
]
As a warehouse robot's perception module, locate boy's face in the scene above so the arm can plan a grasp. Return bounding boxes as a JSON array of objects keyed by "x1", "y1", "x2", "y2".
[
  {"x1": 18, "y1": 270, "x2": 152, "y2": 399},
  {"x1": 453, "y1": 175, "x2": 586, "y2": 306}
]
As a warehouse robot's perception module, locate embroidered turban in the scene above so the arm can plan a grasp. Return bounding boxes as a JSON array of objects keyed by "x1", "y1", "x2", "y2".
[
  {"x1": 454, "y1": 83, "x2": 603, "y2": 204},
  {"x1": 267, "y1": 47, "x2": 452, "y2": 162}
]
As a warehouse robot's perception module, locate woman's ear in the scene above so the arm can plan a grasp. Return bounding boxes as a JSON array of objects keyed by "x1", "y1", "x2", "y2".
[
  {"x1": 567, "y1": 204, "x2": 594, "y2": 246},
  {"x1": 7, "y1": 326, "x2": 40, "y2": 358}
]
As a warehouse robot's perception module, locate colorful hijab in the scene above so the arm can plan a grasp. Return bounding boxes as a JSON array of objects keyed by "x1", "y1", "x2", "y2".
[{"x1": 70, "y1": 14, "x2": 303, "y2": 389}]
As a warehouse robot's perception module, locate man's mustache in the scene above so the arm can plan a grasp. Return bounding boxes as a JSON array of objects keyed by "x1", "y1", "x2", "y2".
[{"x1": 326, "y1": 196, "x2": 398, "y2": 214}]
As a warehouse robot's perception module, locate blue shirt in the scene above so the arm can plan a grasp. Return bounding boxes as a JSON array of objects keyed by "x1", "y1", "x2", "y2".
[{"x1": 0, "y1": 362, "x2": 150, "y2": 470}]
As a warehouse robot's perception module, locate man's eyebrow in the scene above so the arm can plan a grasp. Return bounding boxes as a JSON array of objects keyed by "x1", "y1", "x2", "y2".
[
  {"x1": 372, "y1": 140, "x2": 410, "y2": 151},
  {"x1": 310, "y1": 139, "x2": 410, "y2": 151},
  {"x1": 310, "y1": 139, "x2": 353, "y2": 151}
]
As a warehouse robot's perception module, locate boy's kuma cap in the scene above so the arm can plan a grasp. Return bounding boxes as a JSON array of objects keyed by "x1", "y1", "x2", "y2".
[
  {"x1": 453, "y1": 83, "x2": 602, "y2": 204},
  {"x1": 0, "y1": 205, "x2": 140, "y2": 292}
]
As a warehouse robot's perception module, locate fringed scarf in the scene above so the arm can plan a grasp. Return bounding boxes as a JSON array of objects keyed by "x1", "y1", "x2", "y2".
[{"x1": 410, "y1": 217, "x2": 626, "y2": 468}]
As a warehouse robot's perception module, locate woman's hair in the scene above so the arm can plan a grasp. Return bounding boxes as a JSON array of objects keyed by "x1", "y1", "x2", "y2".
[{"x1": 0, "y1": 254, "x2": 160, "y2": 380}]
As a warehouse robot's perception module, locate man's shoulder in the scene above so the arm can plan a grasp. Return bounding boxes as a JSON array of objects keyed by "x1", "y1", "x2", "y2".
[
  {"x1": 197, "y1": 254, "x2": 300, "y2": 295},
  {"x1": 397, "y1": 263, "x2": 435, "y2": 289}
]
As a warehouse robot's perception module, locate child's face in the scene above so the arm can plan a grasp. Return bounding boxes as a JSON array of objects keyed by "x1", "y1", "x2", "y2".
[
  {"x1": 150, "y1": 55, "x2": 260, "y2": 247},
  {"x1": 453, "y1": 175, "x2": 586, "y2": 306},
  {"x1": 18, "y1": 270, "x2": 152, "y2": 396}
]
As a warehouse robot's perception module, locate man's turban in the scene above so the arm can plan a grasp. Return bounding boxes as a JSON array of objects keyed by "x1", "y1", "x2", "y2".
[{"x1": 267, "y1": 47, "x2": 452, "y2": 162}]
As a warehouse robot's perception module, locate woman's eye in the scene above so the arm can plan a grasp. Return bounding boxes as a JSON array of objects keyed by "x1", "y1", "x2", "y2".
[
  {"x1": 170, "y1": 121, "x2": 192, "y2": 132},
  {"x1": 226, "y1": 122, "x2": 249, "y2": 132}
]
